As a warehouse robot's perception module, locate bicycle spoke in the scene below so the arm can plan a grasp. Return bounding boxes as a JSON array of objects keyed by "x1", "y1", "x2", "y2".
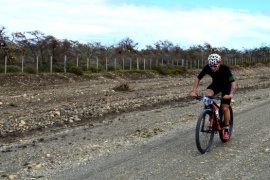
[{"x1": 196, "y1": 110, "x2": 214, "y2": 153}]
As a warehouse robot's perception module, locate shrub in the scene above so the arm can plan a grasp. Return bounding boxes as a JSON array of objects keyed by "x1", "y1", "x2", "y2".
[
  {"x1": 0, "y1": 65, "x2": 21, "y2": 73},
  {"x1": 84, "y1": 70, "x2": 93, "y2": 74},
  {"x1": 106, "y1": 64, "x2": 122, "y2": 71},
  {"x1": 53, "y1": 65, "x2": 65, "y2": 73},
  {"x1": 151, "y1": 65, "x2": 169, "y2": 75},
  {"x1": 168, "y1": 68, "x2": 185, "y2": 74},
  {"x1": 151, "y1": 65, "x2": 186, "y2": 75},
  {"x1": 239, "y1": 62, "x2": 255, "y2": 67},
  {"x1": 7, "y1": 65, "x2": 22, "y2": 73},
  {"x1": 67, "y1": 66, "x2": 84, "y2": 75},
  {"x1": 24, "y1": 65, "x2": 37, "y2": 74},
  {"x1": 82, "y1": 63, "x2": 105, "y2": 72}
]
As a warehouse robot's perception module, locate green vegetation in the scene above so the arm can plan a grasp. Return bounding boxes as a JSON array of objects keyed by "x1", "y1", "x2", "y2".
[
  {"x1": 24, "y1": 65, "x2": 37, "y2": 74},
  {"x1": 67, "y1": 66, "x2": 84, "y2": 75},
  {"x1": 83, "y1": 63, "x2": 105, "y2": 73},
  {"x1": 238, "y1": 62, "x2": 256, "y2": 67},
  {"x1": 151, "y1": 65, "x2": 186, "y2": 75},
  {"x1": 1, "y1": 25, "x2": 270, "y2": 77},
  {"x1": 0, "y1": 65, "x2": 21, "y2": 73}
]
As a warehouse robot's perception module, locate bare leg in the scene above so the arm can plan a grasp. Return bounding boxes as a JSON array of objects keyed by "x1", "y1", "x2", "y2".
[
  {"x1": 205, "y1": 89, "x2": 214, "y2": 96},
  {"x1": 222, "y1": 104, "x2": 230, "y2": 126}
]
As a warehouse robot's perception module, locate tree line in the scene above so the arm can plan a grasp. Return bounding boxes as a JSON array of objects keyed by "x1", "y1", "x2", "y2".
[{"x1": 1, "y1": 25, "x2": 270, "y2": 72}]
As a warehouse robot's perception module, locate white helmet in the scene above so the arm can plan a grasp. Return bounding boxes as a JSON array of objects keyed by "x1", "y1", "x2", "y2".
[{"x1": 208, "y1": 53, "x2": 221, "y2": 65}]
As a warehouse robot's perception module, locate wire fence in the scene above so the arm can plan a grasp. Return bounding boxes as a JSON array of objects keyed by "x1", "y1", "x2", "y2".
[{"x1": 1, "y1": 55, "x2": 270, "y2": 74}]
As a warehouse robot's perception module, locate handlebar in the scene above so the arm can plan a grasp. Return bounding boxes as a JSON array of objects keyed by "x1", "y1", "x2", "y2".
[{"x1": 195, "y1": 95, "x2": 222, "y2": 100}]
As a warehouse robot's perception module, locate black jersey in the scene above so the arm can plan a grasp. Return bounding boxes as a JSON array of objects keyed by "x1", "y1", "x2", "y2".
[{"x1": 197, "y1": 64, "x2": 235, "y2": 87}]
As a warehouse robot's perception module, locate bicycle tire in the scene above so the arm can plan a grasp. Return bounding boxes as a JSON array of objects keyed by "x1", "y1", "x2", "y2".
[
  {"x1": 195, "y1": 109, "x2": 215, "y2": 154},
  {"x1": 219, "y1": 106, "x2": 233, "y2": 142}
]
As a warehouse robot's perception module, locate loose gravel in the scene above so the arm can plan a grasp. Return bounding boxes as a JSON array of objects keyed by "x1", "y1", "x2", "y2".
[{"x1": 0, "y1": 63, "x2": 270, "y2": 179}]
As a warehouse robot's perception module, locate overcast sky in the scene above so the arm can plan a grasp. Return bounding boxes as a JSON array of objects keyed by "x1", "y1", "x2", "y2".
[{"x1": 1, "y1": 0, "x2": 270, "y2": 50}]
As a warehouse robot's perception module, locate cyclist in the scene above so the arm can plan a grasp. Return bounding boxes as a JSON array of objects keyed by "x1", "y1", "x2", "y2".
[{"x1": 190, "y1": 53, "x2": 236, "y2": 140}]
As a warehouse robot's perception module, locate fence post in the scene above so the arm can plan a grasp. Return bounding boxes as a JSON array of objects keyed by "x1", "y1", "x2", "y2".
[
  {"x1": 87, "y1": 58, "x2": 89, "y2": 71},
  {"x1": 150, "y1": 59, "x2": 152, "y2": 70},
  {"x1": 64, "y1": 55, "x2": 67, "y2": 73},
  {"x1": 22, "y1": 56, "x2": 24, "y2": 73},
  {"x1": 144, "y1": 59, "x2": 146, "y2": 70},
  {"x1": 123, "y1": 58, "x2": 125, "y2": 70},
  {"x1": 114, "y1": 58, "x2": 116, "y2": 71},
  {"x1": 4, "y1": 56, "x2": 7, "y2": 74},
  {"x1": 182, "y1": 59, "x2": 184, "y2": 67},
  {"x1": 130, "y1": 58, "x2": 132, "y2": 70},
  {"x1": 77, "y1": 56, "x2": 79, "y2": 67},
  {"x1": 105, "y1": 57, "x2": 107, "y2": 71},
  {"x1": 36, "y1": 56, "x2": 39, "y2": 74},
  {"x1": 137, "y1": 58, "x2": 139, "y2": 70},
  {"x1": 50, "y1": 56, "x2": 53, "y2": 73},
  {"x1": 96, "y1": 57, "x2": 99, "y2": 73}
]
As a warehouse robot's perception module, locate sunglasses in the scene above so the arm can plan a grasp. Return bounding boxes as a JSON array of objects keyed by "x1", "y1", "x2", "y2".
[{"x1": 209, "y1": 65, "x2": 219, "y2": 69}]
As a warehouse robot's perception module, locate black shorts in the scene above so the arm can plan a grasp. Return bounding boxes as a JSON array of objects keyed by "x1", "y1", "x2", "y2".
[{"x1": 207, "y1": 84, "x2": 231, "y2": 105}]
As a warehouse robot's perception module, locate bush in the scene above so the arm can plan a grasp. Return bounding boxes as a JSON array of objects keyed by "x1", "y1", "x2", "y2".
[
  {"x1": 151, "y1": 65, "x2": 169, "y2": 75},
  {"x1": 52, "y1": 65, "x2": 64, "y2": 73},
  {"x1": 67, "y1": 66, "x2": 84, "y2": 75},
  {"x1": 24, "y1": 65, "x2": 37, "y2": 74},
  {"x1": 239, "y1": 62, "x2": 255, "y2": 67},
  {"x1": 84, "y1": 70, "x2": 93, "y2": 74},
  {"x1": 151, "y1": 65, "x2": 186, "y2": 75},
  {"x1": 0, "y1": 65, "x2": 22, "y2": 73},
  {"x1": 7, "y1": 65, "x2": 22, "y2": 73},
  {"x1": 106, "y1": 64, "x2": 122, "y2": 71},
  {"x1": 82, "y1": 63, "x2": 105, "y2": 72},
  {"x1": 168, "y1": 68, "x2": 186, "y2": 74}
]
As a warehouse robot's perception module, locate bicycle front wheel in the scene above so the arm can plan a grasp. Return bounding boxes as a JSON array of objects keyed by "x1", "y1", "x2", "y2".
[{"x1": 195, "y1": 109, "x2": 215, "y2": 154}]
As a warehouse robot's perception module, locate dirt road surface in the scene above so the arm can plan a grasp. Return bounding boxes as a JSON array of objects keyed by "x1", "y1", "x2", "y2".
[{"x1": 0, "y1": 64, "x2": 270, "y2": 179}]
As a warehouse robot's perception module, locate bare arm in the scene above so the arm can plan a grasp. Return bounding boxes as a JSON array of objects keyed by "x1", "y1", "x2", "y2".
[
  {"x1": 223, "y1": 81, "x2": 236, "y2": 99},
  {"x1": 190, "y1": 78, "x2": 200, "y2": 97},
  {"x1": 230, "y1": 81, "x2": 236, "y2": 97}
]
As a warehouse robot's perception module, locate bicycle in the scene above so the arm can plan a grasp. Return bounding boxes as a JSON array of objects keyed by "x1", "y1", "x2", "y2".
[{"x1": 195, "y1": 95, "x2": 233, "y2": 154}]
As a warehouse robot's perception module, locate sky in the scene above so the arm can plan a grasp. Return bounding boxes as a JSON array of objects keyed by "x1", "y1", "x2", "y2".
[{"x1": 1, "y1": 0, "x2": 270, "y2": 50}]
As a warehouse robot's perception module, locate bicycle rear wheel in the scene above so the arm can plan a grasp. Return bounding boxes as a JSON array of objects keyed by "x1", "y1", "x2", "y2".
[
  {"x1": 195, "y1": 109, "x2": 215, "y2": 154},
  {"x1": 219, "y1": 106, "x2": 233, "y2": 142}
]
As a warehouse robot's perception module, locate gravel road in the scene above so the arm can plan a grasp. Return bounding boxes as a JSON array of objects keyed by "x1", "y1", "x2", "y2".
[
  {"x1": 53, "y1": 96, "x2": 270, "y2": 180},
  {"x1": 0, "y1": 64, "x2": 270, "y2": 179}
]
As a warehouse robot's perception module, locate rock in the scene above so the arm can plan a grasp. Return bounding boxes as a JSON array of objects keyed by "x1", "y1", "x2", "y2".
[
  {"x1": 8, "y1": 175, "x2": 17, "y2": 180},
  {"x1": 54, "y1": 110, "x2": 61, "y2": 116}
]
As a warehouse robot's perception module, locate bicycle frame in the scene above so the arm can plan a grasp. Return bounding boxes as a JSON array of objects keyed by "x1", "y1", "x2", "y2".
[
  {"x1": 207, "y1": 103, "x2": 223, "y2": 132},
  {"x1": 197, "y1": 95, "x2": 223, "y2": 130}
]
